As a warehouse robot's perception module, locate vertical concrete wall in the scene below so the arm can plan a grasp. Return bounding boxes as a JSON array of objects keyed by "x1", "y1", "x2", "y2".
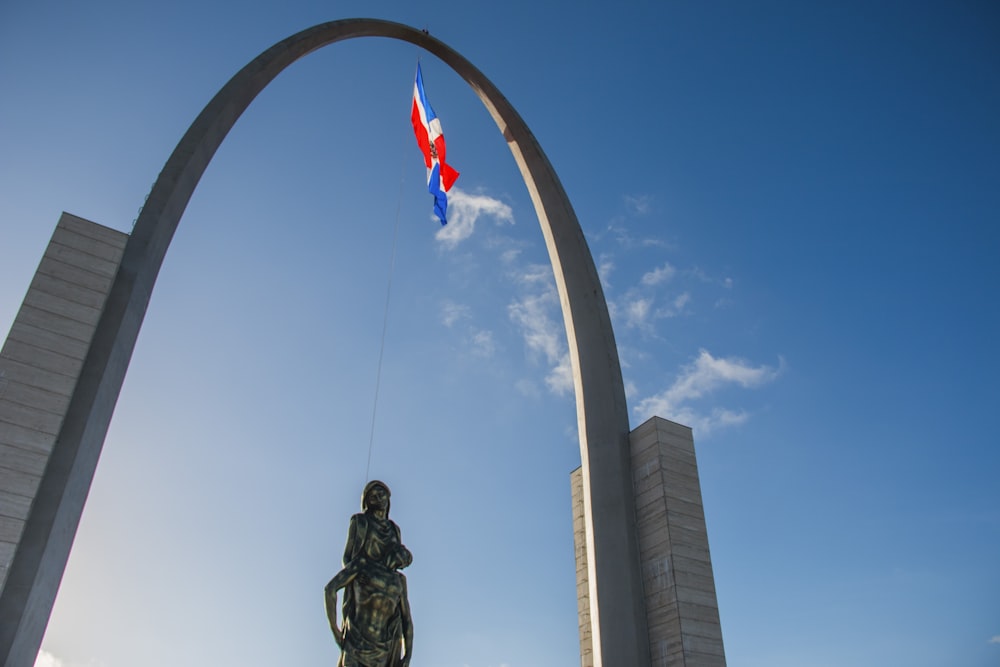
[
  {"x1": 573, "y1": 416, "x2": 727, "y2": 667},
  {"x1": 631, "y1": 417, "x2": 726, "y2": 667},
  {"x1": 0, "y1": 213, "x2": 126, "y2": 625}
]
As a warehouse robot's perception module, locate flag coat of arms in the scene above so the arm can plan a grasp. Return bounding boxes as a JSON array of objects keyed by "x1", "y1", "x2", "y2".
[{"x1": 411, "y1": 63, "x2": 459, "y2": 225}]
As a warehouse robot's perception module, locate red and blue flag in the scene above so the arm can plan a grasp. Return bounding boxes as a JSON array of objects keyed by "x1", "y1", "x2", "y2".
[{"x1": 411, "y1": 63, "x2": 459, "y2": 225}]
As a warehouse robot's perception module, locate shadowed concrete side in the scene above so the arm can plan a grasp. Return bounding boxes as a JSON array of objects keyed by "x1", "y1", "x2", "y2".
[
  {"x1": 0, "y1": 215, "x2": 128, "y2": 666},
  {"x1": 0, "y1": 20, "x2": 646, "y2": 667}
]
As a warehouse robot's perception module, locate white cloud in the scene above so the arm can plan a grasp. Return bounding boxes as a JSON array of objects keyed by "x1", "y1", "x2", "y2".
[
  {"x1": 625, "y1": 297, "x2": 652, "y2": 329},
  {"x1": 989, "y1": 635, "x2": 1000, "y2": 644},
  {"x1": 470, "y1": 329, "x2": 496, "y2": 358},
  {"x1": 35, "y1": 652, "x2": 62, "y2": 667},
  {"x1": 435, "y1": 188, "x2": 513, "y2": 249},
  {"x1": 597, "y1": 256, "x2": 614, "y2": 290},
  {"x1": 32, "y1": 652, "x2": 104, "y2": 667},
  {"x1": 660, "y1": 406, "x2": 750, "y2": 435},
  {"x1": 641, "y1": 262, "x2": 676, "y2": 286},
  {"x1": 624, "y1": 194, "x2": 652, "y2": 216},
  {"x1": 441, "y1": 300, "x2": 469, "y2": 327},
  {"x1": 624, "y1": 379, "x2": 638, "y2": 399},
  {"x1": 508, "y1": 291, "x2": 563, "y2": 364},
  {"x1": 508, "y1": 284, "x2": 574, "y2": 396},
  {"x1": 500, "y1": 248, "x2": 521, "y2": 264},
  {"x1": 687, "y1": 266, "x2": 731, "y2": 288},
  {"x1": 515, "y1": 263, "x2": 554, "y2": 286},
  {"x1": 634, "y1": 350, "x2": 781, "y2": 434},
  {"x1": 652, "y1": 292, "x2": 690, "y2": 320},
  {"x1": 545, "y1": 353, "x2": 574, "y2": 396}
]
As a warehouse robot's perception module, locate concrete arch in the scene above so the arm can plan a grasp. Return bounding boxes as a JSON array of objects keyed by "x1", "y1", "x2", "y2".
[{"x1": 0, "y1": 19, "x2": 647, "y2": 667}]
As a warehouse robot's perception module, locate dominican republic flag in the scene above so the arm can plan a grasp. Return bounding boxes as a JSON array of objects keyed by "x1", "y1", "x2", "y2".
[{"x1": 411, "y1": 63, "x2": 459, "y2": 225}]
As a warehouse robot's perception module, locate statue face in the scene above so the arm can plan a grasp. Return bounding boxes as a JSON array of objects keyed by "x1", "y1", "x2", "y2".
[{"x1": 365, "y1": 484, "x2": 389, "y2": 512}]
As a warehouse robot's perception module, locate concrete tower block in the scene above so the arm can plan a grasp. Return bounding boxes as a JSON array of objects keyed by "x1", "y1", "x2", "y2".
[
  {"x1": 0, "y1": 213, "x2": 127, "y2": 656},
  {"x1": 572, "y1": 416, "x2": 727, "y2": 667}
]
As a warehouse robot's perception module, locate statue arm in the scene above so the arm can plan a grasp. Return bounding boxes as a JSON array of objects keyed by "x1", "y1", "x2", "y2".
[
  {"x1": 324, "y1": 513, "x2": 367, "y2": 647},
  {"x1": 343, "y1": 514, "x2": 361, "y2": 566},
  {"x1": 399, "y1": 573, "x2": 414, "y2": 667},
  {"x1": 327, "y1": 512, "x2": 368, "y2": 593}
]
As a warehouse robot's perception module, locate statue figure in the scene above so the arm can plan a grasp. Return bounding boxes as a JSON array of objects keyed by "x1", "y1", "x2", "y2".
[{"x1": 325, "y1": 480, "x2": 413, "y2": 667}]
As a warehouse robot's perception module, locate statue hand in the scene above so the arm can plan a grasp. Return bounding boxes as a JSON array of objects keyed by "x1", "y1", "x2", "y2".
[{"x1": 388, "y1": 546, "x2": 412, "y2": 570}]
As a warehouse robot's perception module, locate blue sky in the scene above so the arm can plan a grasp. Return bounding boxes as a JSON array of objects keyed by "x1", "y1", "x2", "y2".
[{"x1": 1, "y1": 1, "x2": 998, "y2": 666}]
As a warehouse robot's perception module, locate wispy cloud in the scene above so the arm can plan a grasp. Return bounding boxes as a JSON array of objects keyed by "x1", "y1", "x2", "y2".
[
  {"x1": 508, "y1": 290, "x2": 562, "y2": 363},
  {"x1": 597, "y1": 255, "x2": 615, "y2": 290},
  {"x1": 634, "y1": 350, "x2": 781, "y2": 434},
  {"x1": 34, "y1": 652, "x2": 62, "y2": 667},
  {"x1": 441, "y1": 300, "x2": 470, "y2": 328},
  {"x1": 989, "y1": 635, "x2": 1000, "y2": 644},
  {"x1": 624, "y1": 194, "x2": 652, "y2": 216},
  {"x1": 601, "y1": 216, "x2": 669, "y2": 249},
  {"x1": 507, "y1": 278, "x2": 573, "y2": 396},
  {"x1": 624, "y1": 379, "x2": 638, "y2": 399},
  {"x1": 435, "y1": 188, "x2": 513, "y2": 249},
  {"x1": 33, "y1": 651, "x2": 104, "y2": 667},
  {"x1": 546, "y1": 353, "x2": 574, "y2": 395},
  {"x1": 514, "y1": 263, "x2": 554, "y2": 286},
  {"x1": 500, "y1": 248, "x2": 521, "y2": 264},
  {"x1": 470, "y1": 329, "x2": 496, "y2": 358},
  {"x1": 687, "y1": 266, "x2": 733, "y2": 289},
  {"x1": 625, "y1": 297, "x2": 653, "y2": 330},
  {"x1": 641, "y1": 262, "x2": 676, "y2": 286},
  {"x1": 652, "y1": 291, "x2": 691, "y2": 319}
]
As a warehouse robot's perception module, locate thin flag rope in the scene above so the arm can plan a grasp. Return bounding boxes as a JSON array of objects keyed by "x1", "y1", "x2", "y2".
[
  {"x1": 364, "y1": 119, "x2": 409, "y2": 486},
  {"x1": 364, "y1": 56, "x2": 422, "y2": 484}
]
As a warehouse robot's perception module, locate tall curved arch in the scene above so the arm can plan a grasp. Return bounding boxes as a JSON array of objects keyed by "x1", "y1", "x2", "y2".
[{"x1": 0, "y1": 19, "x2": 648, "y2": 667}]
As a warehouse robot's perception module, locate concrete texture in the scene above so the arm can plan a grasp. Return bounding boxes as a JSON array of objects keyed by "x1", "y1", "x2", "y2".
[
  {"x1": 573, "y1": 417, "x2": 727, "y2": 667},
  {"x1": 570, "y1": 468, "x2": 594, "y2": 667},
  {"x1": 0, "y1": 20, "x2": 646, "y2": 667},
  {"x1": 0, "y1": 214, "x2": 126, "y2": 665}
]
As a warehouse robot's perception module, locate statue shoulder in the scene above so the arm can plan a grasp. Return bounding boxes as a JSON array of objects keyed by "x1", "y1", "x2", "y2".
[
  {"x1": 345, "y1": 513, "x2": 369, "y2": 563},
  {"x1": 349, "y1": 513, "x2": 369, "y2": 535},
  {"x1": 384, "y1": 519, "x2": 403, "y2": 544}
]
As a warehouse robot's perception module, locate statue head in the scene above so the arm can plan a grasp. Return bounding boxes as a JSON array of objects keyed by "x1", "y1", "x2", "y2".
[{"x1": 362, "y1": 480, "x2": 391, "y2": 515}]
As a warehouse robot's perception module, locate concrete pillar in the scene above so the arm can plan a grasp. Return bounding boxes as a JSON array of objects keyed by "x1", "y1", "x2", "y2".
[
  {"x1": 570, "y1": 469, "x2": 594, "y2": 667},
  {"x1": 0, "y1": 213, "x2": 127, "y2": 667},
  {"x1": 573, "y1": 416, "x2": 727, "y2": 667}
]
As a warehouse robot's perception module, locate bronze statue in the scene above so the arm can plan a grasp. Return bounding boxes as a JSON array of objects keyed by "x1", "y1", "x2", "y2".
[{"x1": 325, "y1": 481, "x2": 413, "y2": 667}]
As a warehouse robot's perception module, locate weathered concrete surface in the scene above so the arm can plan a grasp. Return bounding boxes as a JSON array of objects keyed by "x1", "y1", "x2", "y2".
[
  {"x1": 573, "y1": 416, "x2": 727, "y2": 667},
  {"x1": 570, "y1": 468, "x2": 594, "y2": 667},
  {"x1": 0, "y1": 214, "x2": 127, "y2": 665},
  {"x1": 0, "y1": 19, "x2": 645, "y2": 667}
]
